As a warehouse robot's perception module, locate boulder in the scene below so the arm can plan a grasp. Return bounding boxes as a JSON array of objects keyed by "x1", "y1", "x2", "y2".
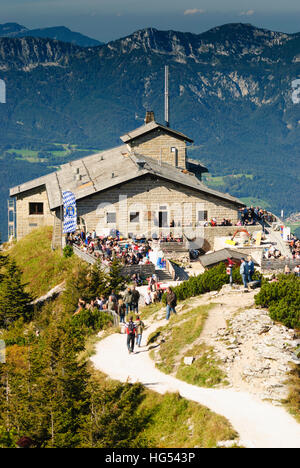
[{"x1": 183, "y1": 356, "x2": 195, "y2": 366}]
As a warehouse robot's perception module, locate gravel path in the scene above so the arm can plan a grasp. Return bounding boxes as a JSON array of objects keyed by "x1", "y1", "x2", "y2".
[{"x1": 91, "y1": 328, "x2": 300, "y2": 448}]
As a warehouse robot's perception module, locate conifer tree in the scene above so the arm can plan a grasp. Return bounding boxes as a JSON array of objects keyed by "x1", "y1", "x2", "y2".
[
  {"x1": 0, "y1": 259, "x2": 33, "y2": 327},
  {"x1": 28, "y1": 318, "x2": 90, "y2": 448},
  {"x1": 79, "y1": 380, "x2": 148, "y2": 448},
  {"x1": 0, "y1": 253, "x2": 8, "y2": 282},
  {"x1": 107, "y1": 258, "x2": 127, "y2": 295}
]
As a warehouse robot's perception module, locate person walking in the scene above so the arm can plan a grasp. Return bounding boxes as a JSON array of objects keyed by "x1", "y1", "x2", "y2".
[
  {"x1": 166, "y1": 286, "x2": 177, "y2": 320},
  {"x1": 125, "y1": 316, "x2": 137, "y2": 354},
  {"x1": 117, "y1": 299, "x2": 126, "y2": 323},
  {"x1": 240, "y1": 258, "x2": 249, "y2": 290},
  {"x1": 135, "y1": 316, "x2": 145, "y2": 347},
  {"x1": 123, "y1": 287, "x2": 132, "y2": 315},
  {"x1": 107, "y1": 295, "x2": 116, "y2": 312},
  {"x1": 247, "y1": 256, "x2": 255, "y2": 282},
  {"x1": 226, "y1": 258, "x2": 235, "y2": 286},
  {"x1": 131, "y1": 286, "x2": 140, "y2": 315}
]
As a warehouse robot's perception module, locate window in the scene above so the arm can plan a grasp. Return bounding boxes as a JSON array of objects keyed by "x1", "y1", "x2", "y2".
[
  {"x1": 106, "y1": 212, "x2": 116, "y2": 224},
  {"x1": 29, "y1": 202, "x2": 44, "y2": 215},
  {"x1": 130, "y1": 212, "x2": 140, "y2": 223},
  {"x1": 198, "y1": 210, "x2": 208, "y2": 222},
  {"x1": 171, "y1": 147, "x2": 178, "y2": 166}
]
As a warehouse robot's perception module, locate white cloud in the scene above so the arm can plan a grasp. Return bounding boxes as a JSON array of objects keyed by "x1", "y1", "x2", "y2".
[
  {"x1": 184, "y1": 8, "x2": 205, "y2": 16},
  {"x1": 239, "y1": 10, "x2": 255, "y2": 16}
]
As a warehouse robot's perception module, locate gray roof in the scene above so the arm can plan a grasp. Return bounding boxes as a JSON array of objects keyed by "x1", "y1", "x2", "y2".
[
  {"x1": 10, "y1": 145, "x2": 244, "y2": 210},
  {"x1": 199, "y1": 249, "x2": 259, "y2": 268},
  {"x1": 120, "y1": 121, "x2": 194, "y2": 144},
  {"x1": 186, "y1": 159, "x2": 208, "y2": 174}
]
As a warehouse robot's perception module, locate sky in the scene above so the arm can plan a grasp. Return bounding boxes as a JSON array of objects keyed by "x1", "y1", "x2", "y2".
[{"x1": 1, "y1": 0, "x2": 300, "y2": 42}]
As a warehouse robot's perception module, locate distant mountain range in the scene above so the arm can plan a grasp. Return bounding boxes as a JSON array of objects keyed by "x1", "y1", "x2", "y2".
[
  {"x1": 0, "y1": 22, "x2": 299, "y2": 240},
  {"x1": 0, "y1": 22, "x2": 103, "y2": 47}
]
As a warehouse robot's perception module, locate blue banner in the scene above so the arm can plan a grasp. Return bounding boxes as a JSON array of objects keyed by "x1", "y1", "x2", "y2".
[{"x1": 62, "y1": 191, "x2": 77, "y2": 233}]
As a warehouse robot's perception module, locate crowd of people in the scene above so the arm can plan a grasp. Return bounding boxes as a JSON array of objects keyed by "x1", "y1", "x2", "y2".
[
  {"x1": 263, "y1": 245, "x2": 284, "y2": 260},
  {"x1": 209, "y1": 218, "x2": 233, "y2": 227},
  {"x1": 199, "y1": 206, "x2": 275, "y2": 229},
  {"x1": 73, "y1": 286, "x2": 141, "y2": 323},
  {"x1": 239, "y1": 206, "x2": 275, "y2": 227},
  {"x1": 72, "y1": 279, "x2": 179, "y2": 354},
  {"x1": 289, "y1": 234, "x2": 300, "y2": 260},
  {"x1": 284, "y1": 264, "x2": 300, "y2": 276},
  {"x1": 67, "y1": 231, "x2": 153, "y2": 266}
]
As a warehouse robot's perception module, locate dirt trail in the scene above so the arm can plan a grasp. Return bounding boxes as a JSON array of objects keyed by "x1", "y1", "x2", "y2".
[{"x1": 91, "y1": 290, "x2": 300, "y2": 448}]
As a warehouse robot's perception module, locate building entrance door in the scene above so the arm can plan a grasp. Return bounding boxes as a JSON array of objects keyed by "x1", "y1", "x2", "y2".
[{"x1": 158, "y1": 211, "x2": 168, "y2": 228}]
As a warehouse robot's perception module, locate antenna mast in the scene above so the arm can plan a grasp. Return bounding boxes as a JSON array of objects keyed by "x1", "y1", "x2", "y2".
[{"x1": 165, "y1": 65, "x2": 169, "y2": 127}]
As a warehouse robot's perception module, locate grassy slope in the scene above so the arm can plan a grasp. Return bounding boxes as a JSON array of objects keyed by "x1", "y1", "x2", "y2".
[
  {"x1": 92, "y1": 371, "x2": 237, "y2": 448},
  {"x1": 138, "y1": 390, "x2": 237, "y2": 448},
  {"x1": 8, "y1": 226, "x2": 80, "y2": 297},
  {"x1": 148, "y1": 303, "x2": 227, "y2": 388}
]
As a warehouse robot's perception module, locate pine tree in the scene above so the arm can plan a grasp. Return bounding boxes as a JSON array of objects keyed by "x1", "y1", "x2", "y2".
[
  {"x1": 107, "y1": 258, "x2": 127, "y2": 295},
  {"x1": 62, "y1": 262, "x2": 91, "y2": 315},
  {"x1": 28, "y1": 318, "x2": 91, "y2": 448},
  {"x1": 0, "y1": 259, "x2": 33, "y2": 327},
  {"x1": 79, "y1": 380, "x2": 148, "y2": 448},
  {"x1": 0, "y1": 253, "x2": 8, "y2": 282}
]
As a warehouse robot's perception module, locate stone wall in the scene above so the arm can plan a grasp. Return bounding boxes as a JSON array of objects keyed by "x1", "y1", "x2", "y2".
[
  {"x1": 16, "y1": 175, "x2": 242, "y2": 251},
  {"x1": 15, "y1": 185, "x2": 54, "y2": 240},
  {"x1": 120, "y1": 264, "x2": 155, "y2": 278},
  {"x1": 261, "y1": 258, "x2": 299, "y2": 272},
  {"x1": 128, "y1": 129, "x2": 187, "y2": 168},
  {"x1": 203, "y1": 225, "x2": 262, "y2": 252},
  {"x1": 74, "y1": 174, "x2": 241, "y2": 243}
]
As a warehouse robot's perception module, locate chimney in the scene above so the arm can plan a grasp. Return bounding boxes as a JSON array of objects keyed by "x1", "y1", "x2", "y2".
[
  {"x1": 145, "y1": 111, "x2": 155, "y2": 124},
  {"x1": 136, "y1": 160, "x2": 146, "y2": 170}
]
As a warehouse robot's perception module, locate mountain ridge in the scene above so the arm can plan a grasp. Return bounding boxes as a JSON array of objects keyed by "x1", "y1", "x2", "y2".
[
  {"x1": 0, "y1": 22, "x2": 299, "y2": 239},
  {"x1": 0, "y1": 22, "x2": 103, "y2": 47}
]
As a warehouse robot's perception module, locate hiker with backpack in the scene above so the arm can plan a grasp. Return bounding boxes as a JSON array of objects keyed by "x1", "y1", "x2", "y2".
[
  {"x1": 166, "y1": 286, "x2": 177, "y2": 320},
  {"x1": 125, "y1": 316, "x2": 137, "y2": 354},
  {"x1": 135, "y1": 316, "x2": 145, "y2": 347}
]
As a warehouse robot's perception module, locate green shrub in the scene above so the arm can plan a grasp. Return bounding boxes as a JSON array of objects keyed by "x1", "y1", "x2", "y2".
[
  {"x1": 162, "y1": 263, "x2": 244, "y2": 303},
  {"x1": 63, "y1": 245, "x2": 74, "y2": 258},
  {"x1": 255, "y1": 275, "x2": 300, "y2": 329},
  {"x1": 71, "y1": 308, "x2": 113, "y2": 334}
]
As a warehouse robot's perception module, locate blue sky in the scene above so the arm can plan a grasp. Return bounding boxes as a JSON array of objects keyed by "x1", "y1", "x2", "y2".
[{"x1": 1, "y1": 0, "x2": 300, "y2": 41}]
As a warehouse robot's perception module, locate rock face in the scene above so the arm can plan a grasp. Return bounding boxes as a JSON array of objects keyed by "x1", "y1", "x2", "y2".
[
  {"x1": 0, "y1": 37, "x2": 79, "y2": 71},
  {"x1": 207, "y1": 292, "x2": 300, "y2": 402}
]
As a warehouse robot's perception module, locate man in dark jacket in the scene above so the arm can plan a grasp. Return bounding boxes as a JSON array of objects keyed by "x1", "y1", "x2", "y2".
[
  {"x1": 166, "y1": 287, "x2": 177, "y2": 320},
  {"x1": 125, "y1": 316, "x2": 137, "y2": 354},
  {"x1": 131, "y1": 286, "x2": 140, "y2": 314}
]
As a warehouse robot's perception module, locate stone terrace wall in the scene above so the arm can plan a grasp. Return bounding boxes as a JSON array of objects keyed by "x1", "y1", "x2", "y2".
[
  {"x1": 202, "y1": 225, "x2": 262, "y2": 252},
  {"x1": 121, "y1": 264, "x2": 155, "y2": 278},
  {"x1": 261, "y1": 258, "x2": 299, "y2": 272}
]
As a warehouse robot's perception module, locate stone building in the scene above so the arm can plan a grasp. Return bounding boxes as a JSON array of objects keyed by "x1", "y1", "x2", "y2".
[{"x1": 9, "y1": 113, "x2": 245, "y2": 250}]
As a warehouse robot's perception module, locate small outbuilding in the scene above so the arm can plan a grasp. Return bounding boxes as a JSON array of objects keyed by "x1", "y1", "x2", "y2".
[{"x1": 199, "y1": 248, "x2": 259, "y2": 269}]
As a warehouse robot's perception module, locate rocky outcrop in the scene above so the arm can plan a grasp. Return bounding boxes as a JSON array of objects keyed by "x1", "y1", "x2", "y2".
[
  {"x1": 207, "y1": 286, "x2": 300, "y2": 402},
  {"x1": 0, "y1": 37, "x2": 79, "y2": 71}
]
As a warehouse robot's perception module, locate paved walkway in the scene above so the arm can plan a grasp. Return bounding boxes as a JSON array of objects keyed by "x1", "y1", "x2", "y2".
[{"x1": 91, "y1": 328, "x2": 300, "y2": 448}]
